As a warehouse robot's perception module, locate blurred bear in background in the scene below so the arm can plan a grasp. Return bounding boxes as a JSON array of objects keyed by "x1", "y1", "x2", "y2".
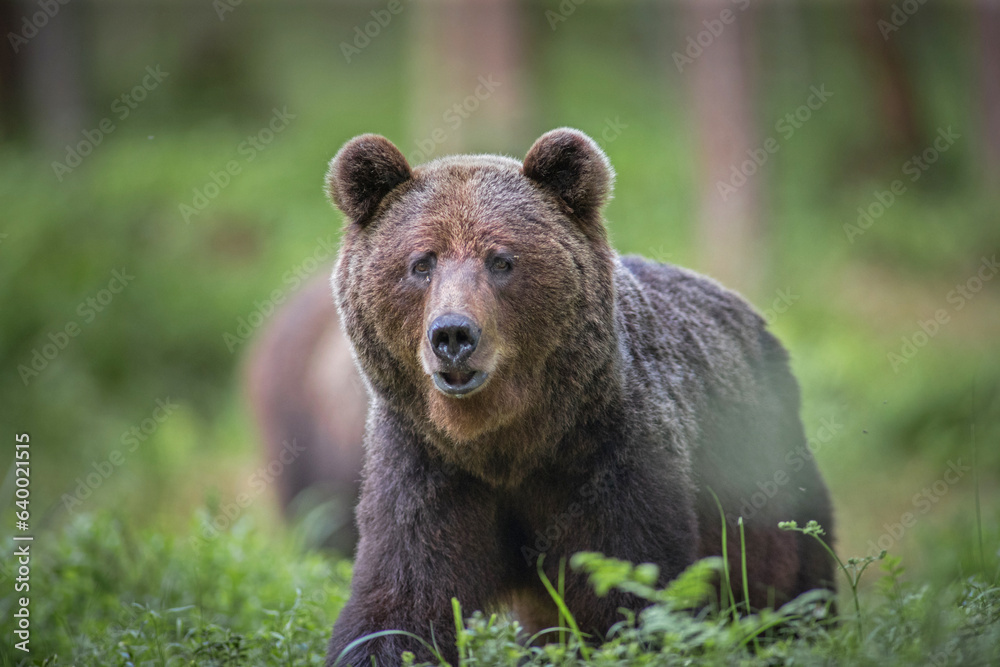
[{"x1": 245, "y1": 274, "x2": 366, "y2": 553}]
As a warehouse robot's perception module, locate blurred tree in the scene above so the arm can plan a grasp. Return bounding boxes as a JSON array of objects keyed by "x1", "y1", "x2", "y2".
[
  {"x1": 17, "y1": 0, "x2": 86, "y2": 151},
  {"x1": 683, "y1": 0, "x2": 762, "y2": 294},
  {"x1": 977, "y1": 0, "x2": 1000, "y2": 185},
  {"x1": 0, "y1": 2, "x2": 20, "y2": 140},
  {"x1": 407, "y1": 0, "x2": 529, "y2": 161},
  {"x1": 856, "y1": 0, "x2": 922, "y2": 156}
]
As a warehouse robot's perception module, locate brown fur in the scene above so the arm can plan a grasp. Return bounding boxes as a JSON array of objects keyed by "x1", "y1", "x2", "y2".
[
  {"x1": 331, "y1": 145, "x2": 617, "y2": 487},
  {"x1": 320, "y1": 129, "x2": 835, "y2": 666}
]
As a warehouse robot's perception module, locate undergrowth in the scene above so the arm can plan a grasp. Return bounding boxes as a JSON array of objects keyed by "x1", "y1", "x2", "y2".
[
  {"x1": 0, "y1": 512, "x2": 351, "y2": 666},
  {"x1": 2, "y1": 513, "x2": 998, "y2": 666}
]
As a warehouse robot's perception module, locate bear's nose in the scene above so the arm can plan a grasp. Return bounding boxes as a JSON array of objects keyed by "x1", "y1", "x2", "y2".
[{"x1": 428, "y1": 314, "x2": 480, "y2": 366}]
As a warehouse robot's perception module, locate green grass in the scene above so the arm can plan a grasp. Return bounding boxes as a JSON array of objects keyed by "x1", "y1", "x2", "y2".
[
  {"x1": 2, "y1": 512, "x2": 997, "y2": 666},
  {"x1": 0, "y1": 513, "x2": 351, "y2": 666}
]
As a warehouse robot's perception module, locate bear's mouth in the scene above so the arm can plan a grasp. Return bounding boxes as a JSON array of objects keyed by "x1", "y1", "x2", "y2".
[{"x1": 433, "y1": 370, "x2": 488, "y2": 398}]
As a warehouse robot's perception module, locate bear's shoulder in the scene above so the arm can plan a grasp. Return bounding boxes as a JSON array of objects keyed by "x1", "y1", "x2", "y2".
[
  {"x1": 618, "y1": 254, "x2": 763, "y2": 329},
  {"x1": 615, "y1": 254, "x2": 775, "y2": 388}
]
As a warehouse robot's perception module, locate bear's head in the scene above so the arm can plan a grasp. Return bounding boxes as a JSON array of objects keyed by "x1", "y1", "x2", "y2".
[{"x1": 327, "y1": 129, "x2": 619, "y2": 486}]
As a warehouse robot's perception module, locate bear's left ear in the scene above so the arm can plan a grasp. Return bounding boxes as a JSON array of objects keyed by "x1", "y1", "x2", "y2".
[
  {"x1": 523, "y1": 128, "x2": 614, "y2": 220},
  {"x1": 327, "y1": 134, "x2": 412, "y2": 225}
]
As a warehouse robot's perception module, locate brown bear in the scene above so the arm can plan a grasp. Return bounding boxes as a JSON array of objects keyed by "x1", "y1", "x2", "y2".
[
  {"x1": 245, "y1": 274, "x2": 367, "y2": 553},
  {"x1": 324, "y1": 129, "x2": 835, "y2": 666}
]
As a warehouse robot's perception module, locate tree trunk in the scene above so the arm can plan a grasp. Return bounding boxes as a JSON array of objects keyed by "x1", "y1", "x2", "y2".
[
  {"x1": 407, "y1": 0, "x2": 528, "y2": 162},
  {"x1": 977, "y1": 0, "x2": 1000, "y2": 184},
  {"x1": 856, "y1": 0, "x2": 923, "y2": 156},
  {"x1": 683, "y1": 0, "x2": 762, "y2": 294}
]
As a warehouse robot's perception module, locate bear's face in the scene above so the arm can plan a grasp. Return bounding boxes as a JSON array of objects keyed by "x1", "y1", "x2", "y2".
[{"x1": 328, "y1": 130, "x2": 616, "y2": 454}]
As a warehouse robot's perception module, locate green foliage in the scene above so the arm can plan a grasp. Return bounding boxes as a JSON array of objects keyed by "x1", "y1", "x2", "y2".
[
  {"x1": 780, "y1": 519, "x2": 884, "y2": 635},
  {"x1": 0, "y1": 513, "x2": 350, "y2": 666},
  {"x1": 3, "y1": 514, "x2": 998, "y2": 666},
  {"x1": 571, "y1": 552, "x2": 723, "y2": 611}
]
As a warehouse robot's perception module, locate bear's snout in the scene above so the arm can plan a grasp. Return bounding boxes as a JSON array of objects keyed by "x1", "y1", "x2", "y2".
[
  {"x1": 429, "y1": 313, "x2": 481, "y2": 366},
  {"x1": 427, "y1": 313, "x2": 490, "y2": 397}
]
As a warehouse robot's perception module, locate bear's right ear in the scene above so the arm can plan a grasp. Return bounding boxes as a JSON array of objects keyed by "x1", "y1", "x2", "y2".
[{"x1": 326, "y1": 134, "x2": 412, "y2": 224}]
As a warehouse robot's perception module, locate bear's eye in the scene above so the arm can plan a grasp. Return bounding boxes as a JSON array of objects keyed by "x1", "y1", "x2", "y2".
[
  {"x1": 411, "y1": 255, "x2": 434, "y2": 277},
  {"x1": 490, "y1": 256, "x2": 513, "y2": 273}
]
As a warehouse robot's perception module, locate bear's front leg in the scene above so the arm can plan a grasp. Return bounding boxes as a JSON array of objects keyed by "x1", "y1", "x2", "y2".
[
  {"x1": 326, "y1": 433, "x2": 505, "y2": 666},
  {"x1": 518, "y1": 455, "x2": 700, "y2": 640}
]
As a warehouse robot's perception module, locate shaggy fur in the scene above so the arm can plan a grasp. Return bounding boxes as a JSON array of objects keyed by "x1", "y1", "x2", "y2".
[{"x1": 324, "y1": 128, "x2": 835, "y2": 666}]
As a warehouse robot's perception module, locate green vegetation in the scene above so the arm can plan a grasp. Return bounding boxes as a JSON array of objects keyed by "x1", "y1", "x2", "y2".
[
  {"x1": 1, "y1": 2, "x2": 997, "y2": 666},
  {"x1": 2, "y1": 514, "x2": 996, "y2": 665},
  {"x1": 1, "y1": 513, "x2": 351, "y2": 666}
]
